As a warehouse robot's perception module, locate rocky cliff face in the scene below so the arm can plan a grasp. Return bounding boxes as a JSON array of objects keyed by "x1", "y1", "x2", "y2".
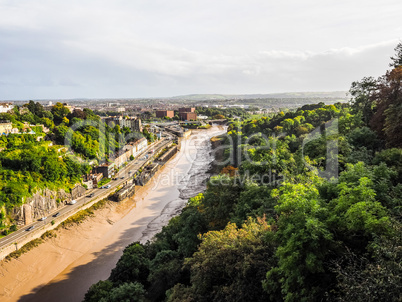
[{"x1": 12, "y1": 189, "x2": 70, "y2": 225}]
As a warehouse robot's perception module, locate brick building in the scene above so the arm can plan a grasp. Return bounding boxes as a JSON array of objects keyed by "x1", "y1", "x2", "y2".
[
  {"x1": 156, "y1": 110, "x2": 174, "y2": 118},
  {"x1": 179, "y1": 112, "x2": 197, "y2": 121},
  {"x1": 178, "y1": 107, "x2": 195, "y2": 113}
]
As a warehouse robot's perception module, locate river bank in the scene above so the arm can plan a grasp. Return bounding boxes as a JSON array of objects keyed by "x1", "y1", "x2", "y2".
[{"x1": 0, "y1": 126, "x2": 225, "y2": 302}]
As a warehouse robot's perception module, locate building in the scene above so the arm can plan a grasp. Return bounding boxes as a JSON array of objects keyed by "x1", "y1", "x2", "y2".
[
  {"x1": 179, "y1": 112, "x2": 197, "y2": 121},
  {"x1": 113, "y1": 137, "x2": 148, "y2": 168},
  {"x1": 178, "y1": 107, "x2": 195, "y2": 113},
  {"x1": 85, "y1": 173, "x2": 103, "y2": 187},
  {"x1": 105, "y1": 116, "x2": 142, "y2": 132},
  {"x1": 19, "y1": 107, "x2": 29, "y2": 115},
  {"x1": 63, "y1": 103, "x2": 74, "y2": 113},
  {"x1": 156, "y1": 110, "x2": 174, "y2": 118},
  {"x1": 120, "y1": 117, "x2": 142, "y2": 132},
  {"x1": 0, "y1": 103, "x2": 13, "y2": 113},
  {"x1": 93, "y1": 162, "x2": 115, "y2": 178},
  {"x1": 0, "y1": 120, "x2": 12, "y2": 135},
  {"x1": 116, "y1": 107, "x2": 126, "y2": 112},
  {"x1": 113, "y1": 148, "x2": 132, "y2": 168},
  {"x1": 126, "y1": 137, "x2": 148, "y2": 158}
]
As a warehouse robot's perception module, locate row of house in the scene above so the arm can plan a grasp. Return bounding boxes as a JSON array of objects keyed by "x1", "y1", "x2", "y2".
[
  {"x1": 93, "y1": 137, "x2": 148, "y2": 179},
  {"x1": 123, "y1": 137, "x2": 148, "y2": 160}
]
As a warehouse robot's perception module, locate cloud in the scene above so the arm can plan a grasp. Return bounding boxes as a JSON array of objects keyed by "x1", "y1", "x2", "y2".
[{"x1": 0, "y1": 1, "x2": 400, "y2": 99}]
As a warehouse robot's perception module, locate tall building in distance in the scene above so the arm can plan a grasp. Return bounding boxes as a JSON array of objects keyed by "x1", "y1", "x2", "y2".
[
  {"x1": 156, "y1": 110, "x2": 174, "y2": 118},
  {"x1": 178, "y1": 107, "x2": 195, "y2": 113},
  {"x1": 178, "y1": 107, "x2": 197, "y2": 121}
]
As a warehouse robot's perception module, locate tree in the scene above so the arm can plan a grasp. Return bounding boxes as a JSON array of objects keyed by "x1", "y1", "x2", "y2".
[
  {"x1": 330, "y1": 230, "x2": 402, "y2": 302},
  {"x1": 264, "y1": 181, "x2": 334, "y2": 302},
  {"x1": 370, "y1": 66, "x2": 402, "y2": 147},
  {"x1": 84, "y1": 281, "x2": 145, "y2": 302},
  {"x1": 84, "y1": 280, "x2": 114, "y2": 302},
  {"x1": 51, "y1": 102, "x2": 70, "y2": 124},
  {"x1": 70, "y1": 108, "x2": 87, "y2": 120},
  {"x1": 390, "y1": 41, "x2": 402, "y2": 68},
  {"x1": 213, "y1": 114, "x2": 225, "y2": 119},
  {"x1": 109, "y1": 243, "x2": 150, "y2": 286},
  {"x1": 172, "y1": 218, "x2": 272, "y2": 302},
  {"x1": 349, "y1": 77, "x2": 377, "y2": 126},
  {"x1": 202, "y1": 175, "x2": 241, "y2": 230}
]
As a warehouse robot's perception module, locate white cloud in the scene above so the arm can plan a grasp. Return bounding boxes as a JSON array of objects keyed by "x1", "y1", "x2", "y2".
[{"x1": 0, "y1": 0, "x2": 401, "y2": 99}]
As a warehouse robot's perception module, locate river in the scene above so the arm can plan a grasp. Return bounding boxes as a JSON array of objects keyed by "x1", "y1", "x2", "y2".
[{"x1": 0, "y1": 126, "x2": 224, "y2": 302}]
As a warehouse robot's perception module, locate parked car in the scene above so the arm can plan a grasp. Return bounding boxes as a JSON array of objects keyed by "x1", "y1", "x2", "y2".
[
  {"x1": 69, "y1": 200, "x2": 77, "y2": 205},
  {"x1": 53, "y1": 212, "x2": 60, "y2": 217},
  {"x1": 26, "y1": 226, "x2": 35, "y2": 231},
  {"x1": 112, "y1": 177, "x2": 118, "y2": 180},
  {"x1": 39, "y1": 217, "x2": 47, "y2": 221},
  {"x1": 121, "y1": 177, "x2": 124, "y2": 179},
  {"x1": 89, "y1": 193, "x2": 95, "y2": 198},
  {"x1": 105, "y1": 184, "x2": 111, "y2": 189}
]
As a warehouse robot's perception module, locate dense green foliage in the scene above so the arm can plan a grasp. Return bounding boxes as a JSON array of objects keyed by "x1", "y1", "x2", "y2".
[
  {"x1": 83, "y1": 43, "x2": 402, "y2": 301},
  {"x1": 0, "y1": 101, "x2": 148, "y2": 228},
  {"x1": 195, "y1": 106, "x2": 253, "y2": 119}
]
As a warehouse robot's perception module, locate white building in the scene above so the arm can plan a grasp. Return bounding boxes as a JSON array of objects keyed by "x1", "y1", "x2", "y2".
[
  {"x1": 0, "y1": 103, "x2": 13, "y2": 113},
  {"x1": 125, "y1": 137, "x2": 148, "y2": 158}
]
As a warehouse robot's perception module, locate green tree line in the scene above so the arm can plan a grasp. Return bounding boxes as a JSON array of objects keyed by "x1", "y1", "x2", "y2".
[{"x1": 78, "y1": 42, "x2": 402, "y2": 301}]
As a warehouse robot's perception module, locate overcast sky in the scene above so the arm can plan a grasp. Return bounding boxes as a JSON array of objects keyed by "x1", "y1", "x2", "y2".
[{"x1": 0, "y1": 0, "x2": 401, "y2": 100}]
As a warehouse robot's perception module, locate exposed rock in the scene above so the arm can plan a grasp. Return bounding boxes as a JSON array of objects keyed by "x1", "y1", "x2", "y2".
[{"x1": 11, "y1": 189, "x2": 70, "y2": 225}]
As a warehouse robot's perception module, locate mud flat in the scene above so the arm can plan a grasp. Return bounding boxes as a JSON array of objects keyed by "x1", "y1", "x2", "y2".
[{"x1": 0, "y1": 126, "x2": 225, "y2": 302}]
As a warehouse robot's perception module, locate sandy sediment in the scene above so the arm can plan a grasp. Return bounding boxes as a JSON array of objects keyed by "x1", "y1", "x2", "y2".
[
  {"x1": 0, "y1": 191, "x2": 139, "y2": 301},
  {"x1": 0, "y1": 158, "x2": 175, "y2": 302},
  {"x1": 0, "y1": 127, "x2": 224, "y2": 302}
]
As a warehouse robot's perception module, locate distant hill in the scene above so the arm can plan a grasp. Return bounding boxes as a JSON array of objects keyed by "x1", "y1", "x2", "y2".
[{"x1": 169, "y1": 91, "x2": 348, "y2": 101}]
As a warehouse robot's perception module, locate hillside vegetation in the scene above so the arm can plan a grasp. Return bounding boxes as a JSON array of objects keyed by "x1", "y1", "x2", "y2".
[
  {"x1": 0, "y1": 102, "x2": 144, "y2": 230},
  {"x1": 83, "y1": 43, "x2": 402, "y2": 302}
]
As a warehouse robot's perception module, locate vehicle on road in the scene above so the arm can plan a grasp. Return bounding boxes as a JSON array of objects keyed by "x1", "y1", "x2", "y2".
[
  {"x1": 121, "y1": 177, "x2": 124, "y2": 179},
  {"x1": 102, "y1": 184, "x2": 111, "y2": 189},
  {"x1": 112, "y1": 177, "x2": 118, "y2": 180},
  {"x1": 53, "y1": 212, "x2": 60, "y2": 217},
  {"x1": 26, "y1": 226, "x2": 35, "y2": 231},
  {"x1": 88, "y1": 193, "x2": 95, "y2": 198},
  {"x1": 39, "y1": 217, "x2": 47, "y2": 221},
  {"x1": 69, "y1": 200, "x2": 77, "y2": 205}
]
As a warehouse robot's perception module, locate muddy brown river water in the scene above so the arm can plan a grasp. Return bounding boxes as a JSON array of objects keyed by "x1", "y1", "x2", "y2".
[{"x1": 0, "y1": 127, "x2": 225, "y2": 302}]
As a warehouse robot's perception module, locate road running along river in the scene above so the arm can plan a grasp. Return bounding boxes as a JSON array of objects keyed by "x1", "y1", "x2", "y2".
[{"x1": 6, "y1": 126, "x2": 225, "y2": 302}]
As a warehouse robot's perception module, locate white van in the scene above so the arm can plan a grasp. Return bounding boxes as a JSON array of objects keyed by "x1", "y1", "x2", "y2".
[{"x1": 69, "y1": 200, "x2": 77, "y2": 205}]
